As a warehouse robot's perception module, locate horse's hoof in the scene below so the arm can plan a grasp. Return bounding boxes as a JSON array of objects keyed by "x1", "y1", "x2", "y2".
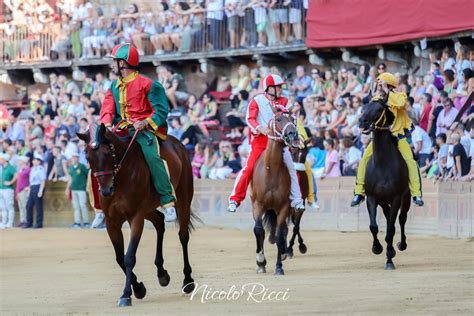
[
  {"x1": 274, "y1": 268, "x2": 285, "y2": 276},
  {"x1": 158, "y1": 271, "x2": 171, "y2": 287},
  {"x1": 384, "y1": 262, "x2": 396, "y2": 270},
  {"x1": 372, "y1": 243, "x2": 383, "y2": 255},
  {"x1": 286, "y1": 248, "x2": 294, "y2": 259},
  {"x1": 117, "y1": 297, "x2": 132, "y2": 307},
  {"x1": 281, "y1": 253, "x2": 287, "y2": 261},
  {"x1": 133, "y1": 282, "x2": 146, "y2": 299},
  {"x1": 397, "y1": 241, "x2": 407, "y2": 251},
  {"x1": 182, "y1": 278, "x2": 195, "y2": 294},
  {"x1": 256, "y1": 266, "x2": 266, "y2": 274},
  {"x1": 299, "y1": 243, "x2": 307, "y2": 254},
  {"x1": 269, "y1": 235, "x2": 276, "y2": 244}
]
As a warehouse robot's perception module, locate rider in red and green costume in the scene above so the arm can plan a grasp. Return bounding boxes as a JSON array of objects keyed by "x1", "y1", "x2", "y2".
[{"x1": 100, "y1": 43, "x2": 177, "y2": 221}]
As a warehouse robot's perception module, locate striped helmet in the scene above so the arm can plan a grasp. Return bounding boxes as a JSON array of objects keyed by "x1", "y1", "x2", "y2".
[
  {"x1": 263, "y1": 74, "x2": 285, "y2": 92},
  {"x1": 110, "y1": 43, "x2": 139, "y2": 67}
]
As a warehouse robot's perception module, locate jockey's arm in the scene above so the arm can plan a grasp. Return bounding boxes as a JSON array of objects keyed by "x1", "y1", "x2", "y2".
[
  {"x1": 100, "y1": 89, "x2": 116, "y2": 127},
  {"x1": 246, "y1": 98, "x2": 262, "y2": 134},
  {"x1": 145, "y1": 81, "x2": 169, "y2": 131}
]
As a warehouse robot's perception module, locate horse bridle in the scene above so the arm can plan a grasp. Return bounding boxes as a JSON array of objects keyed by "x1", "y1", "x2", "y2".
[
  {"x1": 267, "y1": 115, "x2": 298, "y2": 147},
  {"x1": 372, "y1": 108, "x2": 390, "y2": 131}
]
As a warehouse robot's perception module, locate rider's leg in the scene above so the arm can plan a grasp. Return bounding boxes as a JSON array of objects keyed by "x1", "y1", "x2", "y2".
[
  {"x1": 283, "y1": 148, "x2": 305, "y2": 211},
  {"x1": 351, "y1": 142, "x2": 373, "y2": 206},
  {"x1": 304, "y1": 162, "x2": 314, "y2": 204},
  {"x1": 136, "y1": 131, "x2": 177, "y2": 220},
  {"x1": 397, "y1": 138, "x2": 423, "y2": 205},
  {"x1": 228, "y1": 136, "x2": 267, "y2": 210}
]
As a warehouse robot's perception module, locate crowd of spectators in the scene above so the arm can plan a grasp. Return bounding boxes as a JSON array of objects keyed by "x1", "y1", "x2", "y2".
[
  {"x1": 0, "y1": 41, "x2": 473, "y2": 229},
  {"x1": 0, "y1": 0, "x2": 308, "y2": 63}
]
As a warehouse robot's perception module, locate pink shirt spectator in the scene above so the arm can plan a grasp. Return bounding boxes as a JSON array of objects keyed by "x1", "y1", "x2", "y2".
[
  {"x1": 325, "y1": 149, "x2": 341, "y2": 177},
  {"x1": 436, "y1": 107, "x2": 459, "y2": 136},
  {"x1": 15, "y1": 166, "x2": 31, "y2": 195},
  {"x1": 192, "y1": 153, "x2": 205, "y2": 178}
]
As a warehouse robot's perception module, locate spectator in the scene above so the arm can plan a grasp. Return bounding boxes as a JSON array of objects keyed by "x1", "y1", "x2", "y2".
[
  {"x1": 209, "y1": 141, "x2": 240, "y2": 179},
  {"x1": 207, "y1": 0, "x2": 225, "y2": 50},
  {"x1": 410, "y1": 76, "x2": 426, "y2": 103},
  {"x1": 226, "y1": 90, "x2": 249, "y2": 138},
  {"x1": 289, "y1": 0, "x2": 303, "y2": 44},
  {"x1": 291, "y1": 65, "x2": 312, "y2": 104},
  {"x1": 436, "y1": 97, "x2": 458, "y2": 136},
  {"x1": 195, "y1": 93, "x2": 220, "y2": 137},
  {"x1": 52, "y1": 13, "x2": 72, "y2": 61},
  {"x1": 451, "y1": 133, "x2": 470, "y2": 179},
  {"x1": 230, "y1": 64, "x2": 251, "y2": 107},
  {"x1": 66, "y1": 152, "x2": 90, "y2": 228},
  {"x1": 411, "y1": 116, "x2": 433, "y2": 167},
  {"x1": 25, "y1": 153, "x2": 46, "y2": 229},
  {"x1": 443, "y1": 69, "x2": 455, "y2": 95},
  {"x1": 225, "y1": 0, "x2": 240, "y2": 49},
  {"x1": 321, "y1": 138, "x2": 341, "y2": 178},
  {"x1": 157, "y1": 66, "x2": 189, "y2": 112},
  {"x1": 340, "y1": 137, "x2": 361, "y2": 176},
  {"x1": 441, "y1": 47, "x2": 456, "y2": 71},
  {"x1": 307, "y1": 136, "x2": 326, "y2": 178},
  {"x1": 200, "y1": 144, "x2": 219, "y2": 179},
  {"x1": 48, "y1": 146, "x2": 68, "y2": 181},
  {"x1": 0, "y1": 153, "x2": 16, "y2": 229},
  {"x1": 376, "y1": 63, "x2": 386, "y2": 75},
  {"x1": 418, "y1": 93, "x2": 433, "y2": 132},
  {"x1": 13, "y1": 156, "x2": 31, "y2": 228},
  {"x1": 240, "y1": 0, "x2": 258, "y2": 48},
  {"x1": 269, "y1": 0, "x2": 289, "y2": 44},
  {"x1": 436, "y1": 133, "x2": 448, "y2": 178},
  {"x1": 168, "y1": 118, "x2": 184, "y2": 140},
  {"x1": 191, "y1": 142, "x2": 205, "y2": 179}
]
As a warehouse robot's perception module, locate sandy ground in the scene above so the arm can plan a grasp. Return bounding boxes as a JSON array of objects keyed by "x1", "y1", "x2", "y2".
[{"x1": 0, "y1": 226, "x2": 473, "y2": 315}]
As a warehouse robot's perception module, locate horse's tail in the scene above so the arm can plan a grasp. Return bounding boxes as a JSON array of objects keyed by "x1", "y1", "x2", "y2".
[
  {"x1": 186, "y1": 206, "x2": 203, "y2": 233},
  {"x1": 262, "y1": 209, "x2": 277, "y2": 234}
]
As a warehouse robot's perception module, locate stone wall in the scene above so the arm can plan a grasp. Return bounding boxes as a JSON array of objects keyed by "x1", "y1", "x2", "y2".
[{"x1": 40, "y1": 178, "x2": 473, "y2": 238}]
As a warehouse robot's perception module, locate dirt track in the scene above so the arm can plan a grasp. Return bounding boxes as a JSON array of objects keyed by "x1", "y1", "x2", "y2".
[{"x1": 0, "y1": 227, "x2": 473, "y2": 315}]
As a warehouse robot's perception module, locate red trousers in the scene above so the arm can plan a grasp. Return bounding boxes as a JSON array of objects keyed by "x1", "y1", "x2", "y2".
[{"x1": 229, "y1": 135, "x2": 268, "y2": 205}]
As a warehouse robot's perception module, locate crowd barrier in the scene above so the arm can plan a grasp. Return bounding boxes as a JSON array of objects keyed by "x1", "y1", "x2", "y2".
[{"x1": 39, "y1": 178, "x2": 473, "y2": 238}]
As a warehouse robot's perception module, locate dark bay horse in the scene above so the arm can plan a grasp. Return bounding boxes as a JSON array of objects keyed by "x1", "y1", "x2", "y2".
[
  {"x1": 286, "y1": 140, "x2": 310, "y2": 258},
  {"x1": 358, "y1": 99, "x2": 411, "y2": 270},
  {"x1": 252, "y1": 111, "x2": 301, "y2": 275},
  {"x1": 77, "y1": 123, "x2": 196, "y2": 306}
]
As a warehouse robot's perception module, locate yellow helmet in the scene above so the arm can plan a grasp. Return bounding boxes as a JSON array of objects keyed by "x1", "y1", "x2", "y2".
[{"x1": 377, "y1": 72, "x2": 398, "y2": 88}]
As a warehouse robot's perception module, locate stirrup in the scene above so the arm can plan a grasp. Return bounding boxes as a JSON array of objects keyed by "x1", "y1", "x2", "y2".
[
  {"x1": 227, "y1": 201, "x2": 238, "y2": 213},
  {"x1": 350, "y1": 195, "x2": 365, "y2": 207}
]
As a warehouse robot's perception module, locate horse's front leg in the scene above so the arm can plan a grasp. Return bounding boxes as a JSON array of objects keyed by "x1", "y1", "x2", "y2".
[
  {"x1": 275, "y1": 206, "x2": 289, "y2": 276},
  {"x1": 105, "y1": 218, "x2": 146, "y2": 307},
  {"x1": 253, "y1": 201, "x2": 266, "y2": 274},
  {"x1": 384, "y1": 198, "x2": 401, "y2": 270},
  {"x1": 118, "y1": 215, "x2": 145, "y2": 307},
  {"x1": 366, "y1": 196, "x2": 383, "y2": 255},
  {"x1": 148, "y1": 210, "x2": 170, "y2": 287}
]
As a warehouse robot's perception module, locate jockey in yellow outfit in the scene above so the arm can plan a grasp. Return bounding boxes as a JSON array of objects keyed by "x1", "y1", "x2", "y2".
[
  {"x1": 295, "y1": 119, "x2": 318, "y2": 207},
  {"x1": 351, "y1": 72, "x2": 424, "y2": 207}
]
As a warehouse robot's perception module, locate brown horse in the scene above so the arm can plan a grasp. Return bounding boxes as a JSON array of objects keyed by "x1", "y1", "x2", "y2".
[
  {"x1": 77, "y1": 123, "x2": 196, "y2": 307},
  {"x1": 251, "y1": 111, "x2": 301, "y2": 275}
]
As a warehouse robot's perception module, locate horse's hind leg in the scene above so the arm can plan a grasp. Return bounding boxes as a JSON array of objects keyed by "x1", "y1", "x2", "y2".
[
  {"x1": 253, "y1": 203, "x2": 266, "y2": 273},
  {"x1": 176, "y1": 200, "x2": 195, "y2": 294},
  {"x1": 367, "y1": 197, "x2": 383, "y2": 255},
  {"x1": 397, "y1": 194, "x2": 410, "y2": 251},
  {"x1": 384, "y1": 198, "x2": 401, "y2": 270},
  {"x1": 147, "y1": 211, "x2": 171, "y2": 287}
]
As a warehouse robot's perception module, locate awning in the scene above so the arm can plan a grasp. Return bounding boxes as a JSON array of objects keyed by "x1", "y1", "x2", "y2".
[{"x1": 306, "y1": 0, "x2": 474, "y2": 48}]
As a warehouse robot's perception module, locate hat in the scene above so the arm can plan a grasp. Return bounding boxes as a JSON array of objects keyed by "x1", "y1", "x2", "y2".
[
  {"x1": 33, "y1": 153, "x2": 43, "y2": 161},
  {"x1": 18, "y1": 156, "x2": 29, "y2": 163},
  {"x1": 377, "y1": 72, "x2": 398, "y2": 88},
  {"x1": 0, "y1": 153, "x2": 10, "y2": 161}
]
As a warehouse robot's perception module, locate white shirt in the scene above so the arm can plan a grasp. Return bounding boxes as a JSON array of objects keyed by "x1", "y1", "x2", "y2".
[
  {"x1": 207, "y1": 0, "x2": 224, "y2": 20},
  {"x1": 447, "y1": 145, "x2": 454, "y2": 169},
  {"x1": 345, "y1": 146, "x2": 361, "y2": 165},
  {"x1": 73, "y1": 2, "x2": 93, "y2": 21},
  {"x1": 412, "y1": 126, "x2": 432, "y2": 155}
]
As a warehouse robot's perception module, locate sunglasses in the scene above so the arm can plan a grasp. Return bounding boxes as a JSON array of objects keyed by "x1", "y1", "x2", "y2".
[{"x1": 378, "y1": 67, "x2": 385, "y2": 70}]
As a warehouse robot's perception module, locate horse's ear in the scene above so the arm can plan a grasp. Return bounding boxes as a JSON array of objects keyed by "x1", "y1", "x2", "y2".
[{"x1": 76, "y1": 132, "x2": 87, "y2": 142}]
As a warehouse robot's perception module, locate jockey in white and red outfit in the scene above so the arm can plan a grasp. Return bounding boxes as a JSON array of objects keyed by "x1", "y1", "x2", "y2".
[{"x1": 227, "y1": 74, "x2": 306, "y2": 213}]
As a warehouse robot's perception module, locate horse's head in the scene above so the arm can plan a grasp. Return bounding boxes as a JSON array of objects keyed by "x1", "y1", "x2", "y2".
[
  {"x1": 269, "y1": 111, "x2": 300, "y2": 148},
  {"x1": 358, "y1": 99, "x2": 394, "y2": 135},
  {"x1": 77, "y1": 123, "x2": 119, "y2": 197}
]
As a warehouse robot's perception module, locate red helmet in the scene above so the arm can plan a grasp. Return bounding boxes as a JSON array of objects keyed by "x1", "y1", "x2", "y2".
[
  {"x1": 110, "y1": 43, "x2": 139, "y2": 67},
  {"x1": 263, "y1": 74, "x2": 285, "y2": 91}
]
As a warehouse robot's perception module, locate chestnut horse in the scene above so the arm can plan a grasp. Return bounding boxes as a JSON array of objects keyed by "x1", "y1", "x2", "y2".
[
  {"x1": 358, "y1": 99, "x2": 411, "y2": 270},
  {"x1": 77, "y1": 123, "x2": 196, "y2": 306},
  {"x1": 252, "y1": 111, "x2": 301, "y2": 275}
]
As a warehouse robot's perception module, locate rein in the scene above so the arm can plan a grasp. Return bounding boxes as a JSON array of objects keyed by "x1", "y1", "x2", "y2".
[
  {"x1": 93, "y1": 125, "x2": 140, "y2": 179},
  {"x1": 372, "y1": 108, "x2": 389, "y2": 131}
]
